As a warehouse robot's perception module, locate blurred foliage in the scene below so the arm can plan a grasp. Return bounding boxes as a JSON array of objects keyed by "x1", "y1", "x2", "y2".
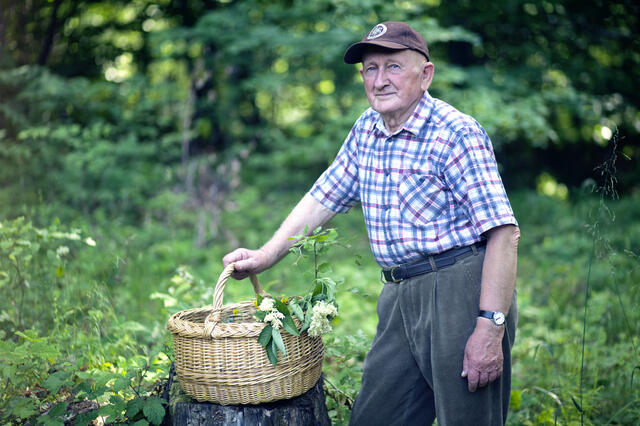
[
  {"x1": 1, "y1": 0, "x2": 639, "y2": 214},
  {"x1": 0, "y1": 0, "x2": 639, "y2": 424}
]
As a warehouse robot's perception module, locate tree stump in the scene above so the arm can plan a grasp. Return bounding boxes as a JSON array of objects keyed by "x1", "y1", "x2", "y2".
[{"x1": 163, "y1": 364, "x2": 330, "y2": 426}]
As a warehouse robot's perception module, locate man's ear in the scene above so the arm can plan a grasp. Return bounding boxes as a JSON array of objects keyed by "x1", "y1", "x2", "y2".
[{"x1": 421, "y1": 62, "x2": 434, "y2": 91}]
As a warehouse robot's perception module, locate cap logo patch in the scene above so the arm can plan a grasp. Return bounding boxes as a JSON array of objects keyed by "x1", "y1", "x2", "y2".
[{"x1": 367, "y1": 23, "x2": 387, "y2": 40}]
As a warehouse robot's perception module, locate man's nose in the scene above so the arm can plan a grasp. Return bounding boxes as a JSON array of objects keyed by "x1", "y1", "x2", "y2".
[{"x1": 374, "y1": 69, "x2": 389, "y2": 88}]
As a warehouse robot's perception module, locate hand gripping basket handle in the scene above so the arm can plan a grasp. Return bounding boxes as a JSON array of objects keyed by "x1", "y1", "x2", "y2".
[{"x1": 212, "y1": 263, "x2": 271, "y2": 310}]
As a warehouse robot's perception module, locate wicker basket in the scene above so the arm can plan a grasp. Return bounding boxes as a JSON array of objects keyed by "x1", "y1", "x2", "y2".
[{"x1": 167, "y1": 263, "x2": 325, "y2": 405}]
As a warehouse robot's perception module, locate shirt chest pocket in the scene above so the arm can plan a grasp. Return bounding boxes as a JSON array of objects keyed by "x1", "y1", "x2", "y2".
[{"x1": 398, "y1": 173, "x2": 448, "y2": 227}]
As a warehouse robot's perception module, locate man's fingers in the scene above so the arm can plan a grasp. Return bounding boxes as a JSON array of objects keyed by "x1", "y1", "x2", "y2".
[
  {"x1": 461, "y1": 355, "x2": 469, "y2": 377},
  {"x1": 466, "y1": 370, "x2": 479, "y2": 392},
  {"x1": 465, "y1": 368, "x2": 503, "y2": 393},
  {"x1": 230, "y1": 258, "x2": 255, "y2": 279},
  {"x1": 222, "y1": 248, "x2": 266, "y2": 280},
  {"x1": 222, "y1": 249, "x2": 248, "y2": 267},
  {"x1": 230, "y1": 271, "x2": 249, "y2": 280},
  {"x1": 478, "y1": 372, "x2": 489, "y2": 388}
]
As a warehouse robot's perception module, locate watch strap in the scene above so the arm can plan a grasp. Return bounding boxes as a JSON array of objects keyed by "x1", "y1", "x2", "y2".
[
  {"x1": 478, "y1": 310, "x2": 505, "y2": 325},
  {"x1": 478, "y1": 310, "x2": 494, "y2": 320}
]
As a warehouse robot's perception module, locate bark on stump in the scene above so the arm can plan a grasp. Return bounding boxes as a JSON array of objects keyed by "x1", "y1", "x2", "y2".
[{"x1": 163, "y1": 364, "x2": 330, "y2": 426}]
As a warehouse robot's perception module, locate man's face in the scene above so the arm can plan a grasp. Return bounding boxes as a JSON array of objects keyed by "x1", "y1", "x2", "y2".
[{"x1": 360, "y1": 49, "x2": 433, "y2": 126}]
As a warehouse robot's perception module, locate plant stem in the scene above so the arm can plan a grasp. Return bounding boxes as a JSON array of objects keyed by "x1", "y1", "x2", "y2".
[
  {"x1": 580, "y1": 227, "x2": 596, "y2": 426},
  {"x1": 313, "y1": 240, "x2": 318, "y2": 281}
]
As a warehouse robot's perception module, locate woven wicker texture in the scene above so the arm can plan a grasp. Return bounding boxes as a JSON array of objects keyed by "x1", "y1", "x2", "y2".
[{"x1": 167, "y1": 263, "x2": 325, "y2": 405}]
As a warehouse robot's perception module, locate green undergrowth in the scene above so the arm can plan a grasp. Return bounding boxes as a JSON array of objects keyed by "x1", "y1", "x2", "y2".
[{"x1": 0, "y1": 189, "x2": 638, "y2": 424}]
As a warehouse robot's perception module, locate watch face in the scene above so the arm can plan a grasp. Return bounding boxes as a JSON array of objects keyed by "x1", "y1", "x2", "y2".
[{"x1": 493, "y1": 312, "x2": 506, "y2": 325}]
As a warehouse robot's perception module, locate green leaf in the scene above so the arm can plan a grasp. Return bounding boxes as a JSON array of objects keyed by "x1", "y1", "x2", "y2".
[
  {"x1": 126, "y1": 397, "x2": 145, "y2": 418},
  {"x1": 311, "y1": 282, "x2": 323, "y2": 297},
  {"x1": 317, "y1": 262, "x2": 332, "y2": 274},
  {"x1": 10, "y1": 397, "x2": 38, "y2": 419},
  {"x1": 571, "y1": 395, "x2": 583, "y2": 413},
  {"x1": 258, "y1": 325, "x2": 272, "y2": 347},
  {"x1": 15, "y1": 330, "x2": 43, "y2": 342},
  {"x1": 266, "y1": 342, "x2": 278, "y2": 366},
  {"x1": 254, "y1": 310, "x2": 266, "y2": 322},
  {"x1": 273, "y1": 299, "x2": 299, "y2": 336},
  {"x1": 302, "y1": 307, "x2": 313, "y2": 331},
  {"x1": 38, "y1": 417, "x2": 64, "y2": 426},
  {"x1": 91, "y1": 370, "x2": 120, "y2": 390},
  {"x1": 97, "y1": 403, "x2": 119, "y2": 422},
  {"x1": 281, "y1": 314, "x2": 299, "y2": 337},
  {"x1": 113, "y1": 375, "x2": 131, "y2": 392},
  {"x1": 143, "y1": 397, "x2": 166, "y2": 425},
  {"x1": 38, "y1": 402, "x2": 68, "y2": 425},
  {"x1": 312, "y1": 293, "x2": 327, "y2": 303},
  {"x1": 74, "y1": 410, "x2": 100, "y2": 425},
  {"x1": 42, "y1": 370, "x2": 72, "y2": 394},
  {"x1": 274, "y1": 298, "x2": 290, "y2": 315},
  {"x1": 509, "y1": 389, "x2": 522, "y2": 410},
  {"x1": 272, "y1": 327, "x2": 287, "y2": 357},
  {"x1": 289, "y1": 301, "x2": 304, "y2": 322},
  {"x1": 99, "y1": 394, "x2": 126, "y2": 422}
]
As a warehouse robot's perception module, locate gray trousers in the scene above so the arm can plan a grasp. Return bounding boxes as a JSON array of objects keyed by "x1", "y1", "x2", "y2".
[{"x1": 349, "y1": 247, "x2": 517, "y2": 426}]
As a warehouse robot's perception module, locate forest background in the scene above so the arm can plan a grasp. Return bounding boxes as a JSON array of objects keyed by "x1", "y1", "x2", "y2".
[{"x1": 1, "y1": 0, "x2": 639, "y2": 424}]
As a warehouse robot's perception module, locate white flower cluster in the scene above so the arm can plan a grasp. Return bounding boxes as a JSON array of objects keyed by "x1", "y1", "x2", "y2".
[
  {"x1": 171, "y1": 266, "x2": 194, "y2": 286},
  {"x1": 259, "y1": 298, "x2": 284, "y2": 330},
  {"x1": 308, "y1": 301, "x2": 338, "y2": 337},
  {"x1": 258, "y1": 297, "x2": 275, "y2": 312},
  {"x1": 56, "y1": 246, "x2": 70, "y2": 258}
]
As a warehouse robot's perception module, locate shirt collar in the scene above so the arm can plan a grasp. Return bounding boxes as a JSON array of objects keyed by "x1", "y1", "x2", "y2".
[
  {"x1": 373, "y1": 92, "x2": 435, "y2": 138},
  {"x1": 402, "y1": 92, "x2": 434, "y2": 136}
]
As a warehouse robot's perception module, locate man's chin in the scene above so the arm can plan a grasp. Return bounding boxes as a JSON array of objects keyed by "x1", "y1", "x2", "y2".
[{"x1": 370, "y1": 99, "x2": 397, "y2": 114}]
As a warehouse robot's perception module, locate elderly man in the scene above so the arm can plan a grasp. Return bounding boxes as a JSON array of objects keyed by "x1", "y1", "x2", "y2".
[{"x1": 223, "y1": 21, "x2": 519, "y2": 425}]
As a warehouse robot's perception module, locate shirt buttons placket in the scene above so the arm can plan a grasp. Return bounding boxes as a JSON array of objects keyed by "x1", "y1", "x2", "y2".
[{"x1": 382, "y1": 136, "x2": 395, "y2": 257}]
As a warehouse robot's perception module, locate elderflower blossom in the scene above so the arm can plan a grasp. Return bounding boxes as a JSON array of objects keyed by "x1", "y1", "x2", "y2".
[
  {"x1": 56, "y1": 246, "x2": 70, "y2": 258},
  {"x1": 264, "y1": 310, "x2": 285, "y2": 330},
  {"x1": 258, "y1": 297, "x2": 276, "y2": 312},
  {"x1": 308, "y1": 301, "x2": 338, "y2": 337}
]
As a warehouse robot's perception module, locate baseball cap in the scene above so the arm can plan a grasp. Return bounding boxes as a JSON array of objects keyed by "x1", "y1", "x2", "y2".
[{"x1": 344, "y1": 21, "x2": 430, "y2": 64}]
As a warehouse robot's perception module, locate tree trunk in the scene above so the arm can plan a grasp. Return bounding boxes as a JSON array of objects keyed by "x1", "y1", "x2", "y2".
[
  {"x1": 163, "y1": 363, "x2": 330, "y2": 426},
  {"x1": 37, "y1": 0, "x2": 62, "y2": 66}
]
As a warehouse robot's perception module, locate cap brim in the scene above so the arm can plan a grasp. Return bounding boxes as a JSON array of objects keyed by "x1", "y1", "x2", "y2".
[{"x1": 343, "y1": 41, "x2": 410, "y2": 64}]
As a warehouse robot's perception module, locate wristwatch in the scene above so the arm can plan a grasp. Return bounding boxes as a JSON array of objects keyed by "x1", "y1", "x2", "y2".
[{"x1": 478, "y1": 310, "x2": 506, "y2": 326}]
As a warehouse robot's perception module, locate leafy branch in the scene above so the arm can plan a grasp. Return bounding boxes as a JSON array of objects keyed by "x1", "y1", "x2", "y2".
[{"x1": 253, "y1": 227, "x2": 344, "y2": 366}]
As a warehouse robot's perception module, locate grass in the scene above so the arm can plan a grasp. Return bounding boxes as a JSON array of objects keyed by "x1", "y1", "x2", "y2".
[{"x1": 1, "y1": 188, "x2": 638, "y2": 424}]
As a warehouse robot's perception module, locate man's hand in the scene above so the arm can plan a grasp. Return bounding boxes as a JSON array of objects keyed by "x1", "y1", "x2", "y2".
[
  {"x1": 222, "y1": 248, "x2": 273, "y2": 280},
  {"x1": 222, "y1": 193, "x2": 336, "y2": 281},
  {"x1": 461, "y1": 318, "x2": 505, "y2": 392}
]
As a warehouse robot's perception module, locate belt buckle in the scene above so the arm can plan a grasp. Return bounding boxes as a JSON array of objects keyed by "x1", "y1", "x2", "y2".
[{"x1": 389, "y1": 266, "x2": 402, "y2": 283}]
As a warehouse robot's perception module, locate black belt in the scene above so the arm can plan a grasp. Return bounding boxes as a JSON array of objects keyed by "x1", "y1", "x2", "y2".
[{"x1": 382, "y1": 240, "x2": 487, "y2": 283}]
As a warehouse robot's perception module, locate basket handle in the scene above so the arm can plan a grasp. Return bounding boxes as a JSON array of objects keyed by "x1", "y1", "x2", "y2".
[
  {"x1": 212, "y1": 263, "x2": 271, "y2": 310},
  {"x1": 204, "y1": 263, "x2": 272, "y2": 338}
]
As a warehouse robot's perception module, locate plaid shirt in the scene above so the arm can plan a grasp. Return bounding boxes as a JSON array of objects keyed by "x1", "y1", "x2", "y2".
[{"x1": 309, "y1": 92, "x2": 517, "y2": 268}]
